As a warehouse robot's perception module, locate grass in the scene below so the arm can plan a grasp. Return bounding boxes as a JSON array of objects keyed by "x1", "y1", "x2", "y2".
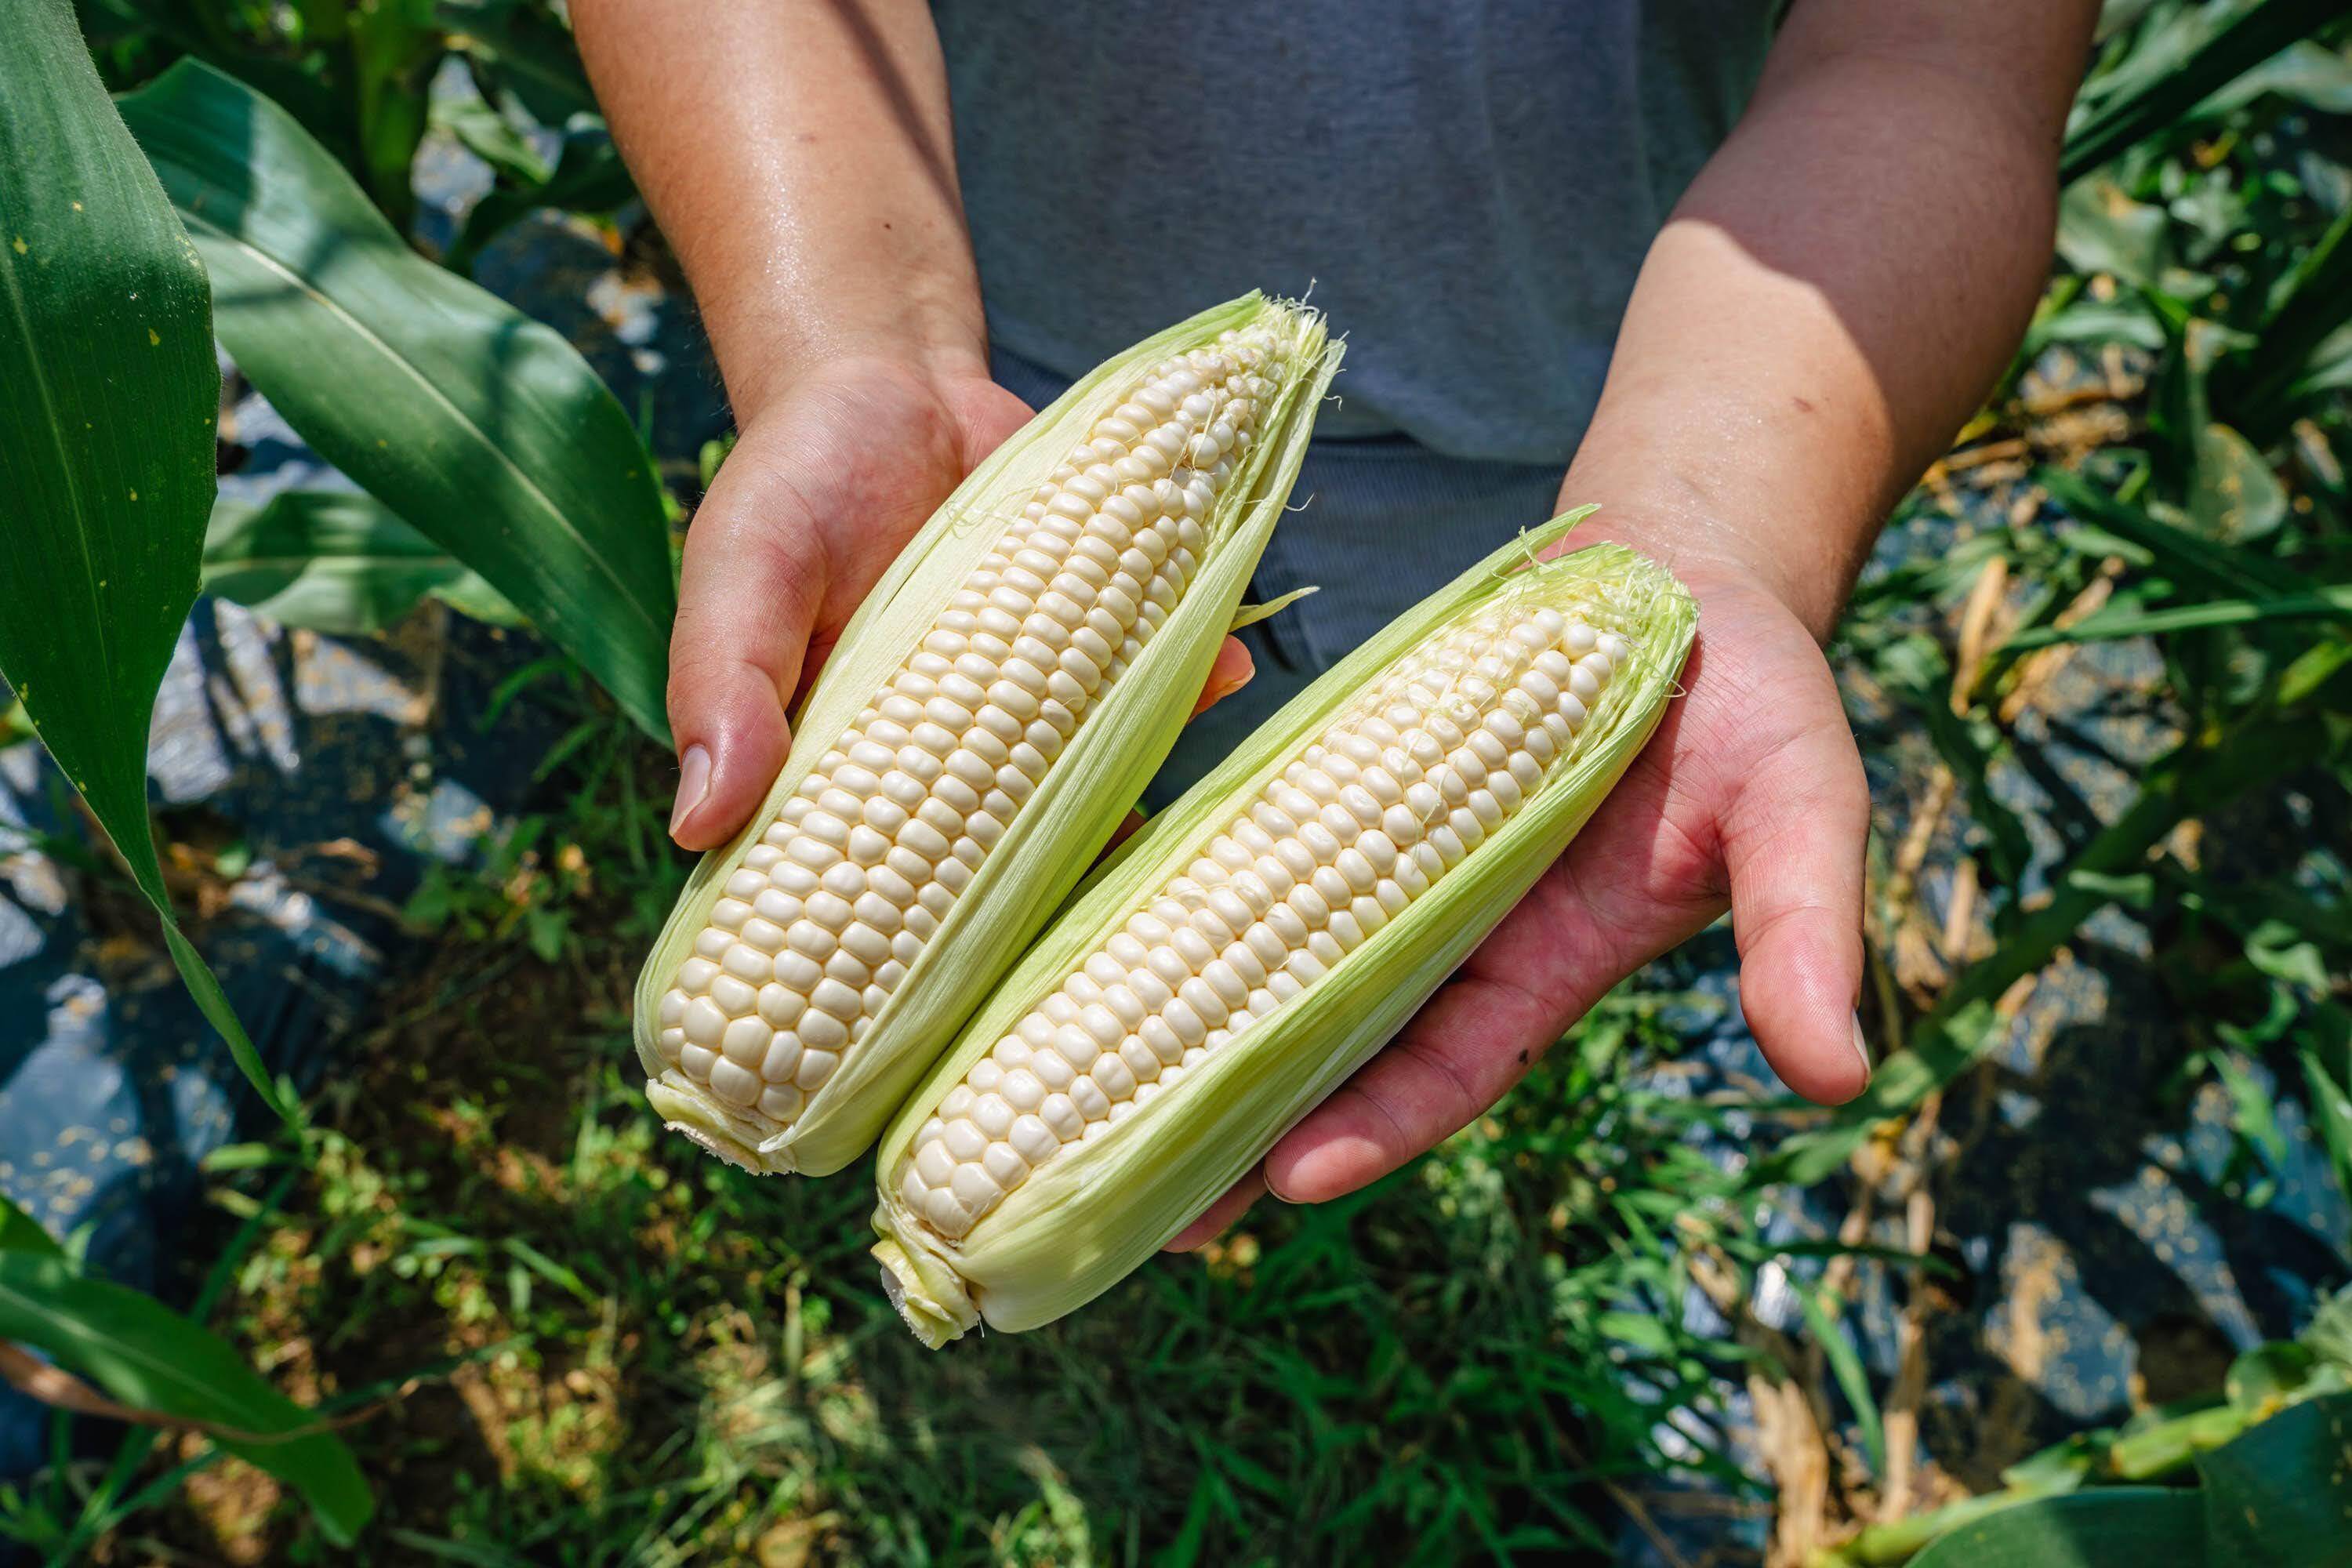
[{"x1": 28, "y1": 726, "x2": 1769, "y2": 1568}]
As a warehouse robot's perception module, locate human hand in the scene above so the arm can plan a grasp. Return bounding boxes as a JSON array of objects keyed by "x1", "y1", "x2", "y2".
[
  {"x1": 666, "y1": 357, "x2": 1254, "y2": 850},
  {"x1": 1170, "y1": 524, "x2": 1872, "y2": 1247}
]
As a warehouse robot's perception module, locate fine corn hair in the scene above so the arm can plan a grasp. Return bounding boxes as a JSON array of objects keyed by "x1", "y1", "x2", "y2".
[
  {"x1": 871, "y1": 512, "x2": 1698, "y2": 1345},
  {"x1": 634, "y1": 295, "x2": 1343, "y2": 1178}
]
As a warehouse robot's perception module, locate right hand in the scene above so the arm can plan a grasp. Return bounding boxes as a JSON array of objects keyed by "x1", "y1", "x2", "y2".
[{"x1": 666, "y1": 357, "x2": 1033, "y2": 848}]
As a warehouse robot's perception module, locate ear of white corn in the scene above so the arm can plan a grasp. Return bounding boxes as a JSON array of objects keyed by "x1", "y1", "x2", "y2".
[
  {"x1": 634, "y1": 296, "x2": 1342, "y2": 1178},
  {"x1": 869, "y1": 515, "x2": 1697, "y2": 1345}
]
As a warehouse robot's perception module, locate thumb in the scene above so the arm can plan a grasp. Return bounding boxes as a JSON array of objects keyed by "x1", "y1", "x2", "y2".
[
  {"x1": 664, "y1": 461, "x2": 826, "y2": 850},
  {"x1": 1720, "y1": 720, "x2": 1874, "y2": 1103}
]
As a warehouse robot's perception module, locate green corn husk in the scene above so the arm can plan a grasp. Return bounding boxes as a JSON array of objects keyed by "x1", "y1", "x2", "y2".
[
  {"x1": 633, "y1": 294, "x2": 1342, "y2": 1178},
  {"x1": 871, "y1": 515, "x2": 1697, "y2": 1345}
]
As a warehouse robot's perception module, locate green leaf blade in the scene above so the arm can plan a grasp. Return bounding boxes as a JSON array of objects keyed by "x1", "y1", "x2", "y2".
[
  {"x1": 0, "y1": 0, "x2": 217, "y2": 884},
  {"x1": 0, "y1": 0, "x2": 289, "y2": 1124},
  {"x1": 2193, "y1": 1392, "x2": 2352, "y2": 1565},
  {"x1": 0, "y1": 1194, "x2": 64, "y2": 1258},
  {"x1": 2061, "y1": 0, "x2": 2346, "y2": 183},
  {"x1": 119, "y1": 60, "x2": 676, "y2": 742},
  {"x1": 1910, "y1": 1488, "x2": 2207, "y2": 1568},
  {"x1": 0, "y1": 1253, "x2": 372, "y2": 1546},
  {"x1": 204, "y1": 488, "x2": 522, "y2": 633}
]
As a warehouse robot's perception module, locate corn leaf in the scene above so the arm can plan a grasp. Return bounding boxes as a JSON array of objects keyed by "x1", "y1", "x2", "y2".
[
  {"x1": 2194, "y1": 1392, "x2": 2352, "y2": 1563},
  {"x1": 438, "y1": 0, "x2": 602, "y2": 126},
  {"x1": 0, "y1": 1252, "x2": 372, "y2": 1545},
  {"x1": 2061, "y1": 0, "x2": 2347, "y2": 183},
  {"x1": 118, "y1": 60, "x2": 677, "y2": 742},
  {"x1": 2001, "y1": 582, "x2": 2352, "y2": 650},
  {"x1": 1907, "y1": 1488, "x2": 2205, "y2": 1567},
  {"x1": 2187, "y1": 424, "x2": 2288, "y2": 543},
  {"x1": 2299, "y1": 1051, "x2": 2352, "y2": 1207},
  {"x1": 0, "y1": 1194, "x2": 63, "y2": 1258},
  {"x1": 442, "y1": 122, "x2": 632, "y2": 275},
  {"x1": 2225, "y1": 200, "x2": 2352, "y2": 433},
  {"x1": 204, "y1": 488, "x2": 522, "y2": 633},
  {"x1": 2039, "y1": 466, "x2": 2299, "y2": 597},
  {"x1": 0, "y1": 0, "x2": 289, "y2": 1123}
]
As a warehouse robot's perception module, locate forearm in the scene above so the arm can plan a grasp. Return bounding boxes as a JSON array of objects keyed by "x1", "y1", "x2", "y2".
[
  {"x1": 572, "y1": 0, "x2": 988, "y2": 420},
  {"x1": 1565, "y1": 0, "x2": 2097, "y2": 635}
]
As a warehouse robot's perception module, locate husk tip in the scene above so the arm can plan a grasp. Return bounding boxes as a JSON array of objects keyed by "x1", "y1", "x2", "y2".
[
  {"x1": 644, "y1": 1080, "x2": 793, "y2": 1175},
  {"x1": 872, "y1": 1233, "x2": 979, "y2": 1350}
]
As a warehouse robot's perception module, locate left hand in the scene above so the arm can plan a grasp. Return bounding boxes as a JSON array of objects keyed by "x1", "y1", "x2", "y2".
[{"x1": 1169, "y1": 530, "x2": 1873, "y2": 1247}]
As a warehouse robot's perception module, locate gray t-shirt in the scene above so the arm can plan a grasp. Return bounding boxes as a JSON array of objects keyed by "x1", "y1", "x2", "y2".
[{"x1": 933, "y1": 0, "x2": 1773, "y2": 466}]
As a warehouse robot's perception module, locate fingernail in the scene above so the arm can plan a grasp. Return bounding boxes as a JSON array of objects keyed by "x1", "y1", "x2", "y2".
[
  {"x1": 1850, "y1": 1012, "x2": 1874, "y2": 1081},
  {"x1": 670, "y1": 744, "x2": 710, "y2": 840}
]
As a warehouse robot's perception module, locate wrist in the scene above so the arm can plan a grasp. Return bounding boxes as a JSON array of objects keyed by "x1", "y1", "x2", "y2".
[
  {"x1": 707, "y1": 289, "x2": 992, "y2": 432},
  {"x1": 1555, "y1": 454, "x2": 1866, "y2": 643},
  {"x1": 726, "y1": 337, "x2": 993, "y2": 434}
]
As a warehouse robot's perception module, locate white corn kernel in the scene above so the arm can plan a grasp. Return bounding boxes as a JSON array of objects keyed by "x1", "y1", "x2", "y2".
[
  {"x1": 898, "y1": 596, "x2": 1625, "y2": 1239},
  {"x1": 641, "y1": 302, "x2": 1337, "y2": 1181}
]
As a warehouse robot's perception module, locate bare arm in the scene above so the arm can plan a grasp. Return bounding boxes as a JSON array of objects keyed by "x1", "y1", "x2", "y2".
[
  {"x1": 573, "y1": 0, "x2": 987, "y2": 419},
  {"x1": 1192, "y1": 0, "x2": 2100, "y2": 1232},
  {"x1": 1569, "y1": 0, "x2": 2096, "y2": 633},
  {"x1": 572, "y1": 1, "x2": 1029, "y2": 844}
]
